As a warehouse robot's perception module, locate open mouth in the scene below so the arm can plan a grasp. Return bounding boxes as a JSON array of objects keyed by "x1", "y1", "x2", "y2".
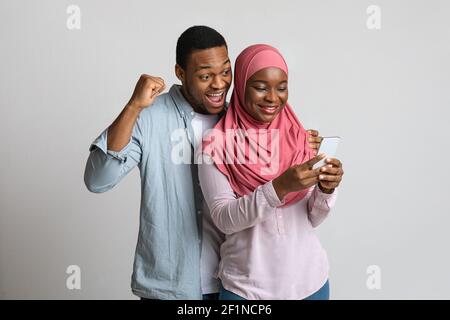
[
  {"x1": 258, "y1": 105, "x2": 279, "y2": 115},
  {"x1": 205, "y1": 91, "x2": 225, "y2": 107}
]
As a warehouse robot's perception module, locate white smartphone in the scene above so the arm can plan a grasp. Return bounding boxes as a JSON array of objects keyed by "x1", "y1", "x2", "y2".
[{"x1": 313, "y1": 136, "x2": 341, "y2": 169}]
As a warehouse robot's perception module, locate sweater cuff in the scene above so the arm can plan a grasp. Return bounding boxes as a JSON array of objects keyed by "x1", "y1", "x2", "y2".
[
  {"x1": 261, "y1": 181, "x2": 285, "y2": 208},
  {"x1": 314, "y1": 186, "x2": 338, "y2": 210}
]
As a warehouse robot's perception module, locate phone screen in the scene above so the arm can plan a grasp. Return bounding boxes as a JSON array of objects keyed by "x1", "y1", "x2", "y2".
[{"x1": 313, "y1": 136, "x2": 341, "y2": 169}]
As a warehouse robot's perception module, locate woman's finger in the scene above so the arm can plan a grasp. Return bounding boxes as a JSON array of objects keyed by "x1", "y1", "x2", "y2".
[
  {"x1": 319, "y1": 166, "x2": 343, "y2": 175},
  {"x1": 301, "y1": 176, "x2": 319, "y2": 188},
  {"x1": 318, "y1": 174, "x2": 342, "y2": 182},
  {"x1": 325, "y1": 158, "x2": 342, "y2": 167}
]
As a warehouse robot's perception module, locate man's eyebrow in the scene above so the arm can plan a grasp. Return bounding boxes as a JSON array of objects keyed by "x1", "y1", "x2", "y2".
[{"x1": 195, "y1": 59, "x2": 231, "y2": 71}]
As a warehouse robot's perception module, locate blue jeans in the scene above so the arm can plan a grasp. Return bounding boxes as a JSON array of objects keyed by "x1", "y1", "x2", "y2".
[
  {"x1": 303, "y1": 280, "x2": 330, "y2": 300},
  {"x1": 203, "y1": 292, "x2": 220, "y2": 300},
  {"x1": 219, "y1": 280, "x2": 330, "y2": 300}
]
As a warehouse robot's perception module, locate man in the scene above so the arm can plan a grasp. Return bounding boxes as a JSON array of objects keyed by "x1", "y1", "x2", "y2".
[{"x1": 84, "y1": 25, "x2": 322, "y2": 300}]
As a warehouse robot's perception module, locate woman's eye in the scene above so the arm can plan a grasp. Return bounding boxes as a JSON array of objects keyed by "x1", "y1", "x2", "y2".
[
  {"x1": 223, "y1": 70, "x2": 230, "y2": 76},
  {"x1": 254, "y1": 87, "x2": 267, "y2": 92},
  {"x1": 278, "y1": 87, "x2": 287, "y2": 91}
]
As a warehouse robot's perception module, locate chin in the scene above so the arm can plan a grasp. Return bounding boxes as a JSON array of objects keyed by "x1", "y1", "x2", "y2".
[
  {"x1": 257, "y1": 115, "x2": 275, "y2": 123},
  {"x1": 262, "y1": 110, "x2": 283, "y2": 123},
  {"x1": 205, "y1": 105, "x2": 225, "y2": 115}
]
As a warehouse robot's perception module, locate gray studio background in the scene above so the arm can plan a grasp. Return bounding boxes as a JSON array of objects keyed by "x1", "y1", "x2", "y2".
[{"x1": 1, "y1": 0, "x2": 449, "y2": 299}]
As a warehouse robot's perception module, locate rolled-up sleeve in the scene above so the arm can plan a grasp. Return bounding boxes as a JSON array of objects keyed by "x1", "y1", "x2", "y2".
[
  {"x1": 307, "y1": 186, "x2": 338, "y2": 227},
  {"x1": 84, "y1": 117, "x2": 145, "y2": 193}
]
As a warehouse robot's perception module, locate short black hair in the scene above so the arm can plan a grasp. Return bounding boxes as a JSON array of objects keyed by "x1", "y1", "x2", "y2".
[{"x1": 176, "y1": 25, "x2": 227, "y2": 69}]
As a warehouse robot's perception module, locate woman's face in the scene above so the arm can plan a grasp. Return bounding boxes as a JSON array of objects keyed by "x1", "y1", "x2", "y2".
[{"x1": 244, "y1": 67, "x2": 288, "y2": 123}]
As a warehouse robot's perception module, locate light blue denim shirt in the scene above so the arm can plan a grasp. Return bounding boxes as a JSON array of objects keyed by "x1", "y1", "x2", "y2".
[{"x1": 84, "y1": 85, "x2": 206, "y2": 299}]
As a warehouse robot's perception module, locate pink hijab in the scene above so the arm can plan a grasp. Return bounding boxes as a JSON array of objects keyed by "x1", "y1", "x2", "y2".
[{"x1": 202, "y1": 44, "x2": 314, "y2": 206}]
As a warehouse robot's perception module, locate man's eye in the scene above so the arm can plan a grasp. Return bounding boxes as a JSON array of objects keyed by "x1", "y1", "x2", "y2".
[
  {"x1": 223, "y1": 69, "x2": 230, "y2": 76},
  {"x1": 200, "y1": 74, "x2": 210, "y2": 80},
  {"x1": 278, "y1": 87, "x2": 287, "y2": 91}
]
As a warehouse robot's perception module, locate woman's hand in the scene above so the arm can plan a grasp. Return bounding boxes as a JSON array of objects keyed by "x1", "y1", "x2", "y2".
[
  {"x1": 273, "y1": 154, "x2": 326, "y2": 201},
  {"x1": 307, "y1": 129, "x2": 323, "y2": 155},
  {"x1": 318, "y1": 158, "x2": 344, "y2": 194}
]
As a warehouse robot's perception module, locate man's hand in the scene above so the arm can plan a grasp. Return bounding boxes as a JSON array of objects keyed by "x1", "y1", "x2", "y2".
[
  {"x1": 107, "y1": 74, "x2": 165, "y2": 151},
  {"x1": 318, "y1": 158, "x2": 344, "y2": 194},
  {"x1": 128, "y1": 74, "x2": 166, "y2": 111},
  {"x1": 307, "y1": 129, "x2": 323, "y2": 155},
  {"x1": 273, "y1": 153, "x2": 326, "y2": 201}
]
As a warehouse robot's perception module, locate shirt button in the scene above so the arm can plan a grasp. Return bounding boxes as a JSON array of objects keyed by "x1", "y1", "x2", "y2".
[{"x1": 191, "y1": 111, "x2": 195, "y2": 116}]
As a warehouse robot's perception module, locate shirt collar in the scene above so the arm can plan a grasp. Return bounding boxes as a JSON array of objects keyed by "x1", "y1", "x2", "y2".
[{"x1": 169, "y1": 84, "x2": 195, "y2": 119}]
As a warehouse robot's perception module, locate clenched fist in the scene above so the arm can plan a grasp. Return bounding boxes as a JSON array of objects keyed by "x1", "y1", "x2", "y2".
[
  {"x1": 106, "y1": 74, "x2": 165, "y2": 152},
  {"x1": 128, "y1": 74, "x2": 166, "y2": 110}
]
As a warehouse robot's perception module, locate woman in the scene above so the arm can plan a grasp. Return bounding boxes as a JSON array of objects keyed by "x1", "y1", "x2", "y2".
[{"x1": 198, "y1": 44, "x2": 344, "y2": 300}]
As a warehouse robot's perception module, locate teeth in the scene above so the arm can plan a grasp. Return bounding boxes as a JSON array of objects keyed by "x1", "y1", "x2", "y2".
[
  {"x1": 259, "y1": 105, "x2": 278, "y2": 113},
  {"x1": 207, "y1": 92, "x2": 223, "y2": 97}
]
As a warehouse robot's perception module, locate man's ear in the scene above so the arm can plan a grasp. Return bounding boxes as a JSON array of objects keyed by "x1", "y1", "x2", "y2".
[{"x1": 175, "y1": 64, "x2": 185, "y2": 83}]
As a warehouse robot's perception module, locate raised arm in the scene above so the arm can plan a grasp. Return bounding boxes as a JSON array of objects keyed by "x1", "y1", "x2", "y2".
[
  {"x1": 107, "y1": 74, "x2": 165, "y2": 151},
  {"x1": 84, "y1": 74, "x2": 165, "y2": 193}
]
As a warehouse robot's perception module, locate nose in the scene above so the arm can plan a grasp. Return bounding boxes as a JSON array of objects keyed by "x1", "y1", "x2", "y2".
[
  {"x1": 211, "y1": 75, "x2": 226, "y2": 90},
  {"x1": 264, "y1": 88, "x2": 278, "y2": 104}
]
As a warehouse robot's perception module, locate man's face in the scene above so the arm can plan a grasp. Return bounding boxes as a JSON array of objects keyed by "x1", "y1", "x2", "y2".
[{"x1": 176, "y1": 46, "x2": 232, "y2": 115}]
